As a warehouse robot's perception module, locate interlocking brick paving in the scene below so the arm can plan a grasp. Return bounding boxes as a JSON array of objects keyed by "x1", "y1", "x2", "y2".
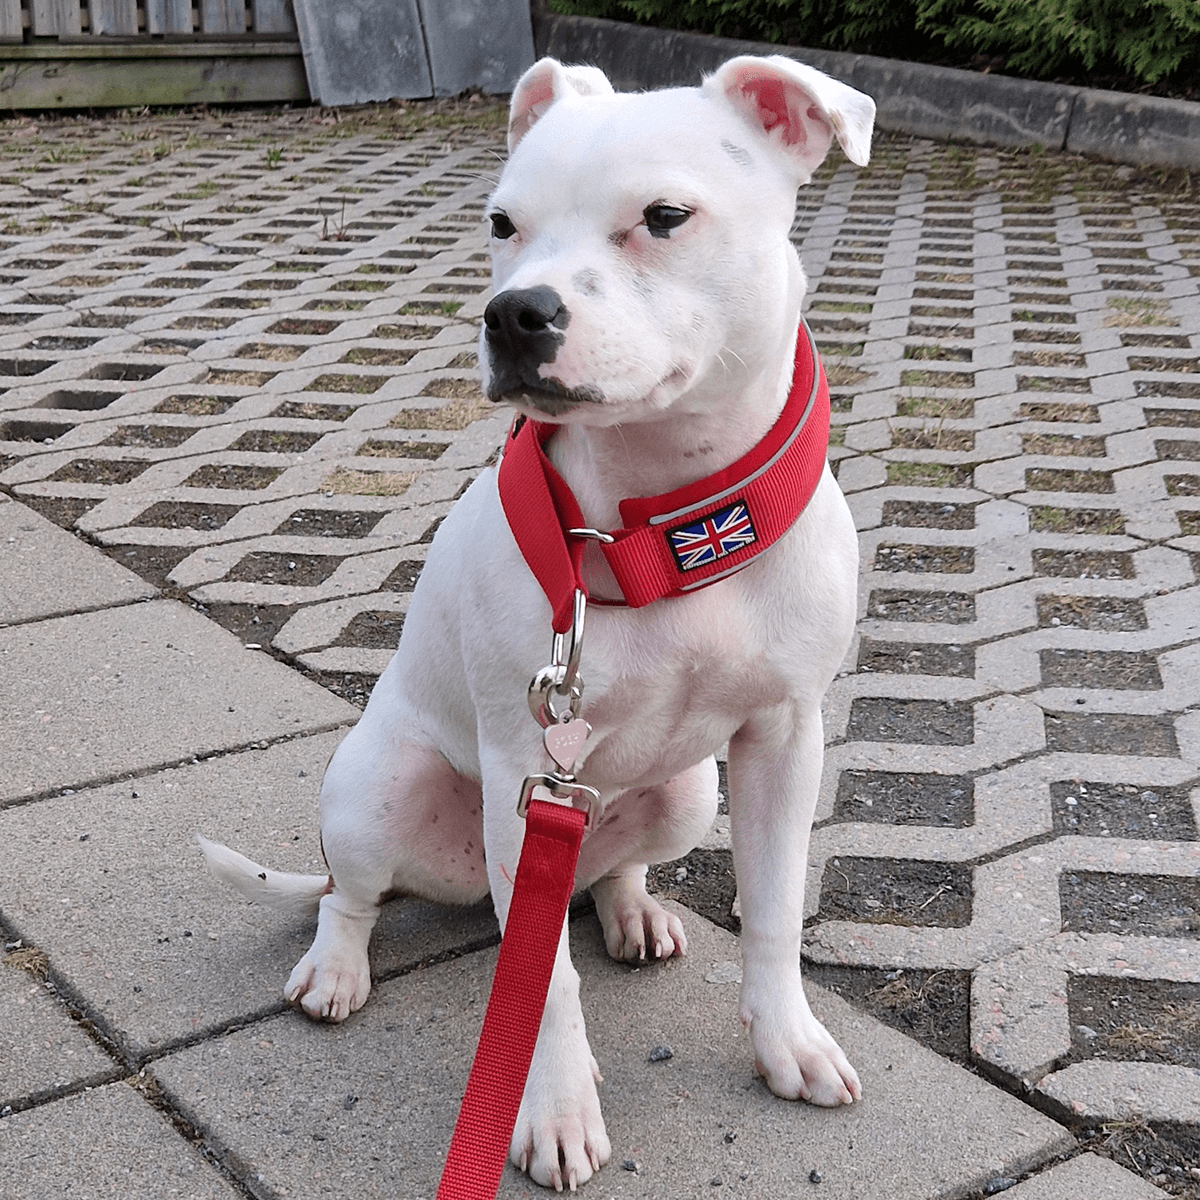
[{"x1": 2, "y1": 105, "x2": 1200, "y2": 1196}]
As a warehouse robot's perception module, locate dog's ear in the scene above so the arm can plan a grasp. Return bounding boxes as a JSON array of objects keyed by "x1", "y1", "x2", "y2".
[
  {"x1": 703, "y1": 55, "x2": 874, "y2": 179},
  {"x1": 508, "y1": 58, "x2": 615, "y2": 153}
]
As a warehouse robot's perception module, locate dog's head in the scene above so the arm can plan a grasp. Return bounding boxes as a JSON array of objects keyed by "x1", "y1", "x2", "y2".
[{"x1": 480, "y1": 55, "x2": 874, "y2": 426}]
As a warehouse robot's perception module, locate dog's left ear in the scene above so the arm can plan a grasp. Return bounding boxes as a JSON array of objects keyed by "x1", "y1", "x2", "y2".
[
  {"x1": 703, "y1": 55, "x2": 875, "y2": 180},
  {"x1": 508, "y1": 58, "x2": 615, "y2": 153}
]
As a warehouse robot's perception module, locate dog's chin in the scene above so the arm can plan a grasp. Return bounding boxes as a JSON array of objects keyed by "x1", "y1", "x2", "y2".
[
  {"x1": 489, "y1": 383, "x2": 605, "y2": 420},
  {"x1": 486, "y1": 366, "x2": 695, "y2": 426}
]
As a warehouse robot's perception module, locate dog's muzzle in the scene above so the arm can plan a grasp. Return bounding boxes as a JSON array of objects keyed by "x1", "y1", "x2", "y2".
[{"x1": 483, "y1": 286, "x2": 575, "y2": 403}]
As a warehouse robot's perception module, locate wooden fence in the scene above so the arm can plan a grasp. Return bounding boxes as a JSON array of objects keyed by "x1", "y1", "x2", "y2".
[
  {"x1": 0, "y1": 0, "x2": 297, "y2": 41},
  {"x1": 0, "y1": 0, "x2": 307, "y2": 107}
]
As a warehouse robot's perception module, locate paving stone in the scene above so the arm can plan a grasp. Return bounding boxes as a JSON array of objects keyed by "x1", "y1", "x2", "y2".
[
  {"x1": 0, "y1": 733, "x2": 498, "y2": 1061},
  {"x1": 150, "y1": 906, "x2": 1073, "y2": 1199},
  {"x1": 0, "y1": 497, "x2": 154, "y2": 625},
  {"x1": 0, "y1": 1081, "x2": 242, "y2": 1198},
  {"x1": 4, "y1": 105, "x2": 1200, "y2": 1198},
  {"x1": 0, "y1": 600, "x2": 357, "y2": 803},
  {"x1": 1002, "y1": 1154, "x2": 1169, "y2": 1200},
  {"x1": 0, "y1": 955, "x2": 116, "y2": 1107},
  {"x1": 1038, "y1": 1061, "x2": 1200, "y2": 1125}
]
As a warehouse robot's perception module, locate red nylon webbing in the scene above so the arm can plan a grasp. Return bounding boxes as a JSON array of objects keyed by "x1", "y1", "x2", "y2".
[{"x1": 435, "y1": 799, "x2": 587, "y2": 1199}]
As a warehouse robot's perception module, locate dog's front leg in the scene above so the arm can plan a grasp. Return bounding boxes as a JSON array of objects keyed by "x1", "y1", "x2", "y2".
[
  {"x1": 727, "y1": 705, "x2": 861, "y2": 1106},
  {"x1": 482, "y1": 767, "x2": 612, "y2": 1190}
]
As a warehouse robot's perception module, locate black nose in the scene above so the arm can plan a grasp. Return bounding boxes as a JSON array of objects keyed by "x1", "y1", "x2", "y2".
[{"x1": 483, "y1": 287, "x2": 570, "y2": 390}]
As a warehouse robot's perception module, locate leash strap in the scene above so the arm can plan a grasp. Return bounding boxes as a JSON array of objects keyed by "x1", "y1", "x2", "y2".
[
  {"x1": 436, "y1": 799, "x2": 588, "y2": 1199},
  {"x1": 497, "y1": 321, "x2": 830, "y2": 632}
]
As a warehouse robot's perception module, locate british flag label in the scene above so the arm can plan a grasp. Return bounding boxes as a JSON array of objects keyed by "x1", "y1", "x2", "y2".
[{"x1": 665, "y1": 501, "x2": 758, "y2": 572}]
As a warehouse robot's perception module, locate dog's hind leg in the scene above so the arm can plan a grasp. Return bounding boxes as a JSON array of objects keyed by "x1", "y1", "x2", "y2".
[
  {"x1": 286, "y1": 728, "x2": 487, "y2": 1022},
  {"x1": 582, "y1": 756, "x2": 720, "y2": 963}
]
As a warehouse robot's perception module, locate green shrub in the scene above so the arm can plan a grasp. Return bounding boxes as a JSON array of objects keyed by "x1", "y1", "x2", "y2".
[
  {"x1": 921, "y1": 0, "x2": 1200, "y2": 84},
  {"x1": 548, "y1": 0, "x2": 1200, "y2": 85}
]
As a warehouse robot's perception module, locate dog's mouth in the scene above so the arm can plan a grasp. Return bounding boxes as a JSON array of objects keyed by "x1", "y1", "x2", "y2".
[{"x1": 487, "y1": 379, "x2": 604, "y2": 417}]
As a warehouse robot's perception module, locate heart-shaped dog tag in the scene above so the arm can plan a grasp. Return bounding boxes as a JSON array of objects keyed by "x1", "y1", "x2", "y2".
[{"x1": 543, "y1": 718, "x2": 590, "y2": 774}]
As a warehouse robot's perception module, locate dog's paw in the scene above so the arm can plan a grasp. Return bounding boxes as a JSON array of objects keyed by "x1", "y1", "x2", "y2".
[
  {"x1": 284, "y1": 949, "x2": 370, "y2": 1023},
  {"x1": 592, "y1": 876, "x2": 687, "y2": 963},
  {"x1": 745, "y1": 990, "x2": 861, "y2": 1107},
  {"x1": 511, "y1": 1053, "x2": 611, "y2": 1191}
]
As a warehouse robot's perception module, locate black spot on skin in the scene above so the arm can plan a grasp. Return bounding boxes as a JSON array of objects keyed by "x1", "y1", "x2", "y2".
[{"x1": 572, "y1": 269, "x2": 602, "y2": 297}]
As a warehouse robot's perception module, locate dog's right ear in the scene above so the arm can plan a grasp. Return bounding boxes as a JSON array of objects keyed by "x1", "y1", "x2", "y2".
[
  {"x1": 508, "y1": 58, "x2": 614, "y2": 152},
  {"x1": 703, "y1": 55, "x2": 875, "y2": 182}
]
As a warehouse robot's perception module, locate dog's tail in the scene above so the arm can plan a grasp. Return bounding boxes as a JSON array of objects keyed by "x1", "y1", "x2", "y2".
[{"x1": 197, "y1": 835, "x2": 330, "y2": 917}]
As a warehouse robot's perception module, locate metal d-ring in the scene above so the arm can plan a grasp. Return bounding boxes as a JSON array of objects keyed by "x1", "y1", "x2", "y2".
[
  {"x1": 551, "y1": 587, "x2": 587, "y2": 693},
  {"x1": 527, "y1": 588, "x2": 588, "y2": 728}
]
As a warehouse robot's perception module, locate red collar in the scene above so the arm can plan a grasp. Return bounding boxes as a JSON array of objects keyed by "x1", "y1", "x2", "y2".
[{"x1": 497, "y1": 321, "x2": 830, "y2": 633}]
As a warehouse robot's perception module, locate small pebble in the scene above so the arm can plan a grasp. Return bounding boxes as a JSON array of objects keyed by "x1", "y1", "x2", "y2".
[
  {"x1": 809, "y1": 1168, "x2": 822, "y2": 1183},
  {"x1": 648, "y1": 1044, "x2": 673, "y2": 1062},
  {"x1": 621, "y1": 1159, "x2": 639, "y2": 1174}
]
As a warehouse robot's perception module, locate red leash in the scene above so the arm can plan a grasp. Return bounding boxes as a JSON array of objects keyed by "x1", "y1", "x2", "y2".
[
  {"x1": 436, "y1": 799, "x2": 587, "y2": 1199},
  {"x1": 436, "y1": 322, "x2": 830, "y2": 1196}
]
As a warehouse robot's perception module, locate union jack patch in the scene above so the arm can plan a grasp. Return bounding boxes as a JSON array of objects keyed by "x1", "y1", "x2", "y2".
[{"x1": 666, "y1": 501, "x2": 757, "y2": 572}]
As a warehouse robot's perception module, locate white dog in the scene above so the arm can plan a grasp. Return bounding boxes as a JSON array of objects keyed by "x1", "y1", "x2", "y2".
[{"x1": 203, "y1": 54, "x2": 874, "y2": 1191}]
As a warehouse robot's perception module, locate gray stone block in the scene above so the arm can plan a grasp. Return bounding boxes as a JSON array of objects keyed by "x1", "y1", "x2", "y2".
[
  {"x1": 0, "y1": 499, "x2": 154, "y2": 626},
  {"x1": 151, "y1": 904, "x2": 1072, "y2": 1198},
  {"x1": 292, "y1": 0, "x2": 534, "y2": 105},
  {"x1": 292, "y1": 0, "x2": 433, "y2": 104},
  {"x1": 423, "y1": 0, "x2": 536, "y2": 97},
  {"x1": 0, "y1": 733, "x2": 498, "y2": 1061},
  {"x1": 1067, "y1": 89, "x2": 1200, "y2": 170},
  {"x1": 539, "y1": 15, "x2": 1075, "y2": 151},
  {"x1": 539, "y1": 13, "x2": 1200, "y2": 169},
  {"x1": 1038, "y1": 1061, "x2": 1200, "y2": 1127},
  {"x1": 1003, "y1": 1154, "x2": 1170, "y2": 1200},
  {"x1": 0, "y1": 600, "x2": 357, "y2": 804},
  {"x1": 0, "y1": 1082, "x2": 242, "y2": 1198},
  {"x1": 0, "y1": 958, "x2": 116, "y2": 1106}
]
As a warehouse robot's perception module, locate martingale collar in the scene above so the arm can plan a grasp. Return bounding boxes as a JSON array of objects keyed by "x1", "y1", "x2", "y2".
[{"x1": 497, "y1": 319, "x2": 831, "y2": 633}]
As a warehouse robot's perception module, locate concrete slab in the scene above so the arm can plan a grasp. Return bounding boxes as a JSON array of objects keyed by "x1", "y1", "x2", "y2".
[
  {"x1": 0, "y1": 1081, "x2": 242, "y2": 1198},
  {"x1": 0, "y1": 733, "x2": 498, "y2": 1061},
  {"x1": 292, "y1": 0, "x2": 432, "y2": 104},
  {"x1": 0, "y1": 498, "x2": 154, "y2": 626},
  {"x1": 421, "y1": 0, "x2": 535, "y2": 97},
  {"x1": 151, "y1": 904, "x2": 1073, "y2": 1198},
  {"x1": 1037, "y1": 1061, "x2": 1200, "y2": 1126},
  {"x1": 0, "y1": 956, "x2": 116, "y2": 1107},
  {"x1": 1004, "y1": 1154, "x2": 1169, "y2": 1199},
  {"x1": 0, "y1": 600, "x2": 357, "y2": 804}
]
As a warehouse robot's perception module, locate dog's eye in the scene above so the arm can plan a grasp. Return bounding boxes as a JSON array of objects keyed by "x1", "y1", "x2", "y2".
[
  {"x1": 643, "y1": 204, "x2": 692, "y2": 239},
  {"x1": 489, "y1": 211, "x2": 517, "y2": 240}
]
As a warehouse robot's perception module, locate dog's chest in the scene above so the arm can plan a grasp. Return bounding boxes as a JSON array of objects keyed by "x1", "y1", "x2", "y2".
[{"x1": 573, "y1": 610, "x2": 788, "y2": 788}]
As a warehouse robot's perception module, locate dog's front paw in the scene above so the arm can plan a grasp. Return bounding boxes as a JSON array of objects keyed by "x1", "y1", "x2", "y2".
[
  {"x1": 510, "y1": 1053, "x2": 611, "y2": 1191},
  {"x1": 744, "y1": 986, "x2": 861, "y2": 1107},
  {"x1": 284, "y1": 948, "x2": 370, "y2": 1022}
]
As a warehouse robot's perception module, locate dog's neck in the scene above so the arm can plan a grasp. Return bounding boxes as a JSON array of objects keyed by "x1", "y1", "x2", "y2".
[{"x1": 545, "y1": 315, "x2": 803, "y2": 532}]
